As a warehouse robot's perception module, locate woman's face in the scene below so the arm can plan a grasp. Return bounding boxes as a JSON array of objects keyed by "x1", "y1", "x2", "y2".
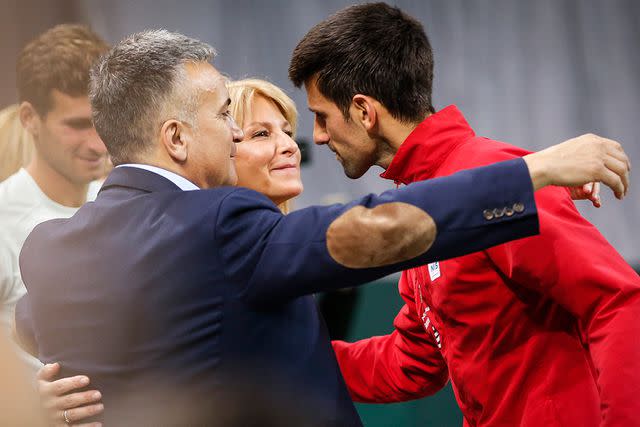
[{"x1": 235, "y1": 94, "x2": 303, "y2": 205}]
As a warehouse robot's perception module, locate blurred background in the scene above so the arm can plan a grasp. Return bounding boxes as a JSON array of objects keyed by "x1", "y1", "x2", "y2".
[{"x1": 2, "y1": 1, "x2": 638, "y2": 425}]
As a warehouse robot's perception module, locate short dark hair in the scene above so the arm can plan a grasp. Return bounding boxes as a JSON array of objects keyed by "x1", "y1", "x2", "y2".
[
  {"x1": 289, "y1": 2, "x2": 435, "y2": 123},
  {"x1": 89, "y1": 30, "x2": 215, "y2": 165},
  {"x1": 17, "y1": 24, "x2": 110, "y2": 116}
]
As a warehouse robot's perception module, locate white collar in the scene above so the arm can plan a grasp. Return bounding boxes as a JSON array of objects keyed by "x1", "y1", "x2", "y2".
[{"x1": 116, "y1": 164, "x2": 200, "y2": 191}]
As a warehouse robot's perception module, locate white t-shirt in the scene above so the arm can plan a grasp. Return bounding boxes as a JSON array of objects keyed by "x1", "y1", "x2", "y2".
[{"x1": 0, "y1": 168, "x2": 100, "y2": 368}]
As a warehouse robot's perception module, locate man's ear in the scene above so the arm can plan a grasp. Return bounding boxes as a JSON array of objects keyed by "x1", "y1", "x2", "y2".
[
  {"x1": 351, "y1": 94, "x2": 378, "y2": 132},
  {"x1": 160, "y1": 119, "x2": 189, "y2": 163},
  {"x1": 18, "y1": 102, "x2": 41, "y2": 139}
]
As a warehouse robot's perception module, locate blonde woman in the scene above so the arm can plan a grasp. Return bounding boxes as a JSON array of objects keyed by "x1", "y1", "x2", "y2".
[
  {"x1": 34, "y1": 78, "x2": 304, "y2": 426},
  {"x1": 0, "y1": 104, "x2": 34, "y2": 182}
]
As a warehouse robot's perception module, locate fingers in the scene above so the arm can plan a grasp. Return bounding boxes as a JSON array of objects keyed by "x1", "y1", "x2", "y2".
[
  {"x1": 37, "y1": 362, "x2": 61, "y2": 381},
  {"x1": 589, "y1": 182, "x2": 601, "y2": 207},
  {"x1": 599, "y1": 166, "x2": 625, "y2": 199},
  {"x1": 583, "y1": 182, "x2": 602, "y2": 207},
  {"x1": 599, "y1": 136, "x2": 631, "y2": 170},
  {"x1": 55, "y1": 404, "x2": 104, "y2": 426},
  {"x1": 593, "y1": 182, "x2": 601, "y2": 206},
  {"x1": 55, "y1": 390, "x2": 102, "y2": 411},
  {"x1": 604, "y1": 157, "x2": 630, "y2": 197},
  {"x1": 582, "y1": 182, "x2": 594, "y2": 196},
  {"x1": 39, "y1": 375, "x2": 90, "y2": 402}
]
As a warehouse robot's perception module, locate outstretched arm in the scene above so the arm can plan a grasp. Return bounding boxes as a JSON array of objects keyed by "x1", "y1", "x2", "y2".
[
  {"x1": 218, "y1": 133, "x2": 630, "y2": 303},
  {"x1": 333, "y1": 274, "x2": 448, "y2": 402},
  {"x1": 217, "y1": 157, "x2": 539, "y2": 303}
]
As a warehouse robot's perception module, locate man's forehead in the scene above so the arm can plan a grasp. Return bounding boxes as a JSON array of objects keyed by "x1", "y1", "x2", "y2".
[
  {"x1": 185, "y1": 61, "x2": 225, "y2": 92},
  {"x1": 47, "y1": 89, "x2": 92, "y2": 117},
  {"x1": 304, "y1": 79, "x2": 336, "y2": 113}
]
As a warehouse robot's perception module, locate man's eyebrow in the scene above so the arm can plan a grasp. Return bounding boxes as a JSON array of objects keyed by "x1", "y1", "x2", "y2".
[{"x1": 62, "y1": 117, "x2": 93, "y2": 127}]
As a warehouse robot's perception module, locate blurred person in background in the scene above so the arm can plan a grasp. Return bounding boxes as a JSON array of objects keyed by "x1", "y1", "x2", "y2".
[
  {"x1": 0, "y1": 24, "x2": 110, "y2": 374},
  {"x1": 0, "y1": 104, "x2": 34, "y2": 182},
  {"x1": 288, "y1": 3, "x2": 639, "y2": 426},
  {"x1": 1, "y1": 24, "x2": 109, "y2": 358},
  {"x1": 13, "y1": 28, "x2": 626, "y2": 426}
]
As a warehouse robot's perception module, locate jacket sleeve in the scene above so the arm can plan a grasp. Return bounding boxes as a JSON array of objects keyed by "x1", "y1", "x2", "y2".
[
  {"x1": 332, "y1": 272, "x2": 448, "y2": 402},
  {"x1": 485, "y1": 186, "x2": 640, "y2": 427},
  {"x1": 216, "y1": 158, "x2": 539, "y2": 303}
]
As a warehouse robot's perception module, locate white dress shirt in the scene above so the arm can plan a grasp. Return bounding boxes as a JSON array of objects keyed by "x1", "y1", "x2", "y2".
[{"x1": 116, "y1": 164, "x2": 200, "y2": 191}]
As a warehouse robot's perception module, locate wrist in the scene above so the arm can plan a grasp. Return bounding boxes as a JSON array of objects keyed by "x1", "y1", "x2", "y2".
[{"x1": 523, "y1": 153, "x2": 550, "y2": 191}]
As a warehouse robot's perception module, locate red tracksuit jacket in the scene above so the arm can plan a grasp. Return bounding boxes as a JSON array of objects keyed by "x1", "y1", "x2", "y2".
[{"x1": 333, "y1": 106, "x2": 640, "y2": 426}]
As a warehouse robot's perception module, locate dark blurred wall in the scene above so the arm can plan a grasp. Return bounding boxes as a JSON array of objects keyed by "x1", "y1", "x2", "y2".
[{"x1": 0, "y1": 0, "x2": 80, "y2": 106}]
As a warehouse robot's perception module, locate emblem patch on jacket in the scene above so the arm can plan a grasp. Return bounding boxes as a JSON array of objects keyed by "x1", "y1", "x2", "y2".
[{"x1": 428, "y1": 262, "x2": 441, "y2": 281}]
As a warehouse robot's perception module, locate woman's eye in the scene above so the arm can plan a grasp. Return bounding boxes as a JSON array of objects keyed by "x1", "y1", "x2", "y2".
[
  {"x1": 251, "y1": 130, "x2": 269, "y2": 138},
  {"x1": 284, "y1": 130, "x2": 293, "y2": 137}
]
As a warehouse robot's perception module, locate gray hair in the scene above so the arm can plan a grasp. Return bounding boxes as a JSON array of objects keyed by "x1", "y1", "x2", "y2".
[{"x1": 89, "y1": 29, "x2": 215, "y2": 165}]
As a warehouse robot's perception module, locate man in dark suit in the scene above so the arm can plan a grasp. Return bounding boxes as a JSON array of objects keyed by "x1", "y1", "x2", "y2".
[{"x1": 16, "y1": 30, "x2": 630, "y2": 426}]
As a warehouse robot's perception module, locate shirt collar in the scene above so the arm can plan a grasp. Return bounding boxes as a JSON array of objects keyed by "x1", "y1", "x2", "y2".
[
  {"x1": 380, "y1": 105, "x2": 475, "y2": 185},
  {"x1": 116, "y1": 164, "x2": 200, "y2": 191}
]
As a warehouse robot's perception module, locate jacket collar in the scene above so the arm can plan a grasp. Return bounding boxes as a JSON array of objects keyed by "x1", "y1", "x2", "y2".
[
  {"x1": 100, "y1": 166, "x2": 182, "y2": 194},
  {"x1": 381, "y1": 105, "x2": 475, "y2": 185}
]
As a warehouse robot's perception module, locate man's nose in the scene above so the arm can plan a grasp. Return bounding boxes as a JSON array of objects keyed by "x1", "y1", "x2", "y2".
[
  {"x1": 87, "y1": 128, "x2": 108, "y2": 155},
  {"x1": 230, "y1": 117, "x2": 244, "y2": 142},
  {"x1": 313, "y1": 121, "x2": 329, "y2": 145}
]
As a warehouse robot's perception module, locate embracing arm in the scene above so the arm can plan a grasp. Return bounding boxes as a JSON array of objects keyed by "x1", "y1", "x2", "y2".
[
  {"x1": 217, "y1": 133, "x2": 630, "y2": 302},
  {"x1": 217, "y1": 157, "x2": 538, "y2": 303},
  {"x1": 332, "y1": 274, "x2": 448, "y2": 402}
]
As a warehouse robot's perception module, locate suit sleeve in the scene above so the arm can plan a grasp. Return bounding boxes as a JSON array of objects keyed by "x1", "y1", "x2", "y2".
[
  {"x1": 485, "y1": 186, "x2": 640, "y2": 427},
  {"x1": 332, "y1": 272, "x2": 448, "y2": 402},
  {"x1": 216, "y1": 158, "x2": 539, "y2": 303}
]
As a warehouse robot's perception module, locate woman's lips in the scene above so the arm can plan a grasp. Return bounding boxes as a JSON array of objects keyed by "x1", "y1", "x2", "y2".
[{"x1": 271, "y1": 164, "x2": 298, "y2": 173}]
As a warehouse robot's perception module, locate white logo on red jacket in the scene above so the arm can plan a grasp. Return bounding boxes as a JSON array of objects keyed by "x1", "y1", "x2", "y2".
[
  {"x1": 428, "y1": 262, "x2": 441, "y2": 281},
  {"x1": 421, "y1": 306, "x2": 442, "y2": 349}
]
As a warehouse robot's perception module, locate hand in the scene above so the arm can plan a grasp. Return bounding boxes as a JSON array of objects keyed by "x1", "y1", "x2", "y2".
[
  {"x1": 523, "y1": 134, "x2": 630, "y2": 199},
  {"x1": 570, "y1": 182, "x2": 602, "y2": 208},
  {"x1": 37, "y1": 362, "x2": 103, "y2": 427}
]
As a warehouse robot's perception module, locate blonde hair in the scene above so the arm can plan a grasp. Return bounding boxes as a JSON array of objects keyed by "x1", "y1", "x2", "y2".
[
  {"x1": 227, "y1": 79, "x2": 299, "y2": 214},
  {"x1": 0, "y1": 105, "x2": 34, "y2": 182}
]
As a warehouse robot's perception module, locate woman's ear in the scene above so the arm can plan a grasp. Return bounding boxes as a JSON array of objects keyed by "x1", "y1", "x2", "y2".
[
  {"x1": 18, "y1": 102, "x2": 41, "y2": 139},
  {"x1": 351, "y1": 94, "x2": 378, "y2": 131},
  {"x1": 160, "y1": 119, "x2": 188, "y2": 163}
]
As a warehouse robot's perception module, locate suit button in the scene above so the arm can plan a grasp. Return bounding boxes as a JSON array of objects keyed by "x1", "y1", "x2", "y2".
[
  {"x1": 505, "y1": 207, "x2": 514, "y2": 216},
  {"x1": 483, "y1": 209, "x2": 494, "y2": 220},
  {"x1": 493, "y1": 208, "x2": 505, "y2": 218},
  {"x1": 513, "y1": 202, "x2": 525, "y2": 213}
]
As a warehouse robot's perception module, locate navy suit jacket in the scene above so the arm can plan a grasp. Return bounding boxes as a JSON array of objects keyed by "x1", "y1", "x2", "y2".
[{"x1": 17, "y1": 159, "x2": 538, "y2": 426}]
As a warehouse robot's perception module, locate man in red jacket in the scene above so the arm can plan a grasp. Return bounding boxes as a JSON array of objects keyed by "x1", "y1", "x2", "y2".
[{"x1": 289, "y1": 3, "x2": 638, "y2": 426}]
